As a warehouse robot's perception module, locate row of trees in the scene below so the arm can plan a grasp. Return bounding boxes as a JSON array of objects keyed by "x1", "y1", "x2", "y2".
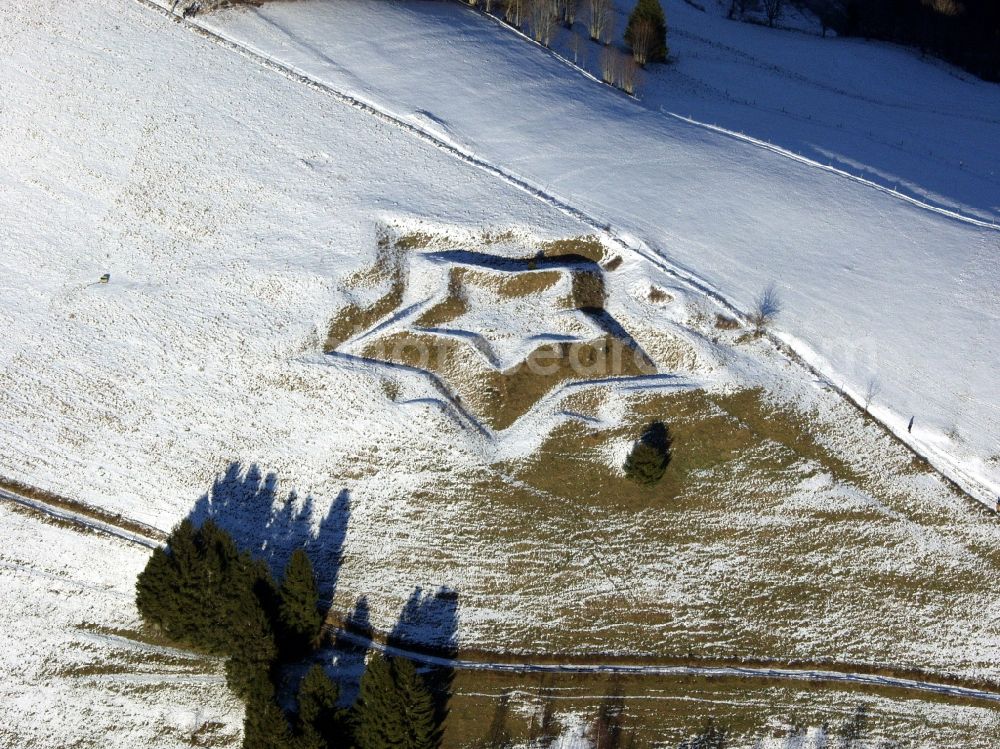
[
  {"x1": 136, "y1": 520, "x2": 443, "y2": 749},
  {"x1": 729, "y1": 0, "x2": 999, "y2": 81},
  {"x1": 727, "y1": 0, "x2": 785, "y2": 28},
  {"x1": 834, "y1": 0, "x2": 999, "y2": 81},
  {"x1": 464, "y1": 0, "x2": 669, "y2": 94}
]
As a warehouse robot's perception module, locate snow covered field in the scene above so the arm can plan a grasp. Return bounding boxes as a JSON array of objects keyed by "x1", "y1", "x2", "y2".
[
  {"x1": 0, "y1": 0, "x2": 587, "y2": 525},
  {"x1": 2, "y1": 0, "x2": 1000, "y2": 744},
  {"x1": 188, "y1": 0, "x2": 1000, "y2": 506},
  {"x1": 0, "y1": 503, "x2": 241, "y2": 747}
]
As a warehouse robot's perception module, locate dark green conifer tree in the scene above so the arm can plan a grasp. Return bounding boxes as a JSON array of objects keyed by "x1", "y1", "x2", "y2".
[
  {"x1": 135, "y1": 544, "x2": 177, "y2": 634},
  {"x1": 351, "y1": 653, "x2": 406, "y2": 749},
  {"x1": 623, "y1": 422, "x2": 672, "y2": 486},
  {"x1": 279, "y1": 549, "x2": 323, "y2": 655},
  {"x1": 351, "y1": 653, "x2": 441, "y2": 749},
  {"x1": 243, "y1": 691, "x2": 293, "y2": 749},
  {"x1": 225, "y1": 587, "x2": 279, "y2": 704},
  {"x1": 624, "y1": 0, "x2": 668, "y2": 63},
  {"x1": 394, "y1": 657, "x2": 441, "y2": 749},
  {"x1": 296, "y1": 664, "x2": 344, "y2": 747}
]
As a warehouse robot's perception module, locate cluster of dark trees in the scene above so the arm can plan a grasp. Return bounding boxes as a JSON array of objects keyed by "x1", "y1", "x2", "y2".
[
  {"x1": 747, "y1": 0, "x2": 1000, "y2": 80},
  {"x1": 464, "y1": 0, "x2": 669, "y2": 94},
  {"x1": 831, "y1": 0, "x2": 999, "y2": 81},
  {"x1": 136, "y1": 519, "x2": 442, "y2": 749}
]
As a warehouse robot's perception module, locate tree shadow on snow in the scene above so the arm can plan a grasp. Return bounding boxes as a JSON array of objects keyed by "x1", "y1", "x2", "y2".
[
  {"x1": 188, "y1": 461, "x2": 350, "y2": 603},
  {"x1": 186, "y1": 462, "x2": 459, "y2": 716}
]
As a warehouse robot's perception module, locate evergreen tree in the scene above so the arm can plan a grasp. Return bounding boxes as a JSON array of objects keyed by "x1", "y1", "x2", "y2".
[
  {"x1": 136, "y1": 519, "x2": 280, "y2": 656},
  {"x1": 197, "y1": 520, "x2": 251, "y2": 651},
  {"x1": 352, "y1": 653, "x2": 406, "y2": 749},
  {"x1": 294, "y1": 664, "x2": 345, "y2": 748},
  {"x1": 394, "y1": 657, "x2": 441, "y2": 749},
  {"x1": 243, "y1": 691, "x2": 293, "y2": 749},
  {"x1": 279, "y1": 549, "x2": 324, "y2": 655},
  {"x1": 135, "y1": 544, "x2": 178, "y2": 634},
  {"x1": 623, "y1": 422, "x2": 672, "y2": 486},
  {"x1": 225, "y1": 587, "x2": 279, "y2": 704},
  {"x1": 624, "y1": 0, "x2": 668, "y2": 63},
  {"x1": 351, "y1": 653, "x2": 441, "y2": 749}
]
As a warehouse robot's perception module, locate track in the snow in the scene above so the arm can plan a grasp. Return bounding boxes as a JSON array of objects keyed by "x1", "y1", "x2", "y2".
[
  {"x1": 329, "y1": 628, "x2": 1000, "y2": 707},
  {"x1": 0, "y1": 486, "x2": 161, "y2": 549},
  {"x1": 6, "y1": 479, "x2": 1000, "y2": 707}
]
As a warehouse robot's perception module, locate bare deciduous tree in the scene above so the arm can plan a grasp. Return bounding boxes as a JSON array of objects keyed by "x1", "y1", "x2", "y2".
[
  {"x1": 570, "y1": 30, "x2": 586, "y2": 64},
  {"x1": 558, "y1": 0, "x2": 581, "y2": 28},
  {"x1": 863, "y1": 377, "x2": 881, "y2": 415},
  {"x1": 750, "y1": 283, "x2": 782, "y2": 332},
  {"x1": 598, "y1": 47, "x2": 639, "y2": 95},
  {"x1": 599, "y1": 8, "x2": 614, "y2": 44},
  {"x1": 617, "y1": 52, "x2": 639, "y2": 95},
  {"x1": 762, "y1": 0, "x2": 782, "y2": 27},
  {"x1": 600, "y1": 44, "x2": 616, "y2": 83},
  {"x1": 588, "y1": 0, "x2": 612, "y2": 42},
  {"x1": 629, "y1": 16, "x2": 656, "y2": 65},
  {"x1": 528, "y1": 0, "x2": 557, "y2": 45},
  {"x1": 505, "y1": 0, "x2": 525, "y2": 28}
]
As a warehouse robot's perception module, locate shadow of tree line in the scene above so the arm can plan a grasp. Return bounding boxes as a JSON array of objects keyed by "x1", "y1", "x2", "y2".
[{"x1": 186, "y1": 461, "x2": 458, "y2": 723}]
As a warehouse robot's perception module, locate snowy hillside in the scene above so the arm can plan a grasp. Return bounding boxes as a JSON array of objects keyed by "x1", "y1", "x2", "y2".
[
  {"x1": 2, "y1": 0, "x2": 1000, "y2": 745},
  {"x1": 188, "y1": 0, "x2": 1000, "y2": 506}
]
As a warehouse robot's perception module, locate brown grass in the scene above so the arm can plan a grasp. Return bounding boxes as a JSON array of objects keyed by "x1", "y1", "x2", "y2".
[
  {"x1": 362, "y1": 332, "x2": 650, "y2": 430},
  {"x1": 441, "y1": 667, "x2": 995, "y2": 749},
  {"x1": 542, "y1": 235, "x2": 606, "y2": 263},
  {"x1": 648, "y1": 286, "x2": 672, "y2": 304},
  {"x1": 0, "y1": 477, "x2": 166, "y2": 541},
  {"x1": 325, "y1": 281, "x2": 404, "y2": 351},
  {"x1": 603, "y1": 255, "x2": 624, "y2": 271},
  {"x1": 416, "y1": 268, "x2": 469, "y2": 327},
  {"x1": 565, "y1": 270, "x2": 606, "y2": 309},
  {"x1": 489, "y1": 269, "x2": 562, "y2": 298},
  {"x1": 715, "y1": 313, "x2": 741, "y2": 330},
  {"x1": 393, "y1": 231, "x2": 437, "y2": 251},
  {"x1": 515, "y1": 388, "x2": 863, "y2": 508}
]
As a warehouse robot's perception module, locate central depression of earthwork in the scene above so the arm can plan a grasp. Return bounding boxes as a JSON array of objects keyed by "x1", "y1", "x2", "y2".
[{"x1": 326, "y1": 230, "x2": 656, "y2": 430}]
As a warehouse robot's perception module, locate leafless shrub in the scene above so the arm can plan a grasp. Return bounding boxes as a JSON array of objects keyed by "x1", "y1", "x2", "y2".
[
  {"x1": 617, "y1": 52, "x2": 639, "y2": 95},
  {"x1": 529, "y1": 0, "x2": 557, "y2": 45},
  {"x1": 929, "y1": 0, "x2": 962, "y2": 15},
  {"x1": 630, "y1": 16, "x2": 656, "y2": 65},
  {"x1": 600, "y1": 44, "x2": 616, "y2": 83},
  {"x1": 727, "y1": 0, "x2": 759, "y2": 19},
  {"x1": 863, "y1": 377, "x2": 881, "y2": 415},
  {"x1": 715, "y1": 313, "x2": 740, "y2": 330},
  {"x1": 750, "y1": 283, "x2": 782, "y2": 332},
  {"x1": 587, "y1": 0, "x2": 612, "y2": 42},
  {"x1": 762, "y1": 0, "x2": 782, "y2": 26},
  {"x1": 570, "y1": 30, "x2": 586, "y2": 64}
]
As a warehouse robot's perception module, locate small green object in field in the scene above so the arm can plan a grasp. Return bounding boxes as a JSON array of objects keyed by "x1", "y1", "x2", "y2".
[{"x1": 99, "y1": 273, "x2": 110, "y2": 284}]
